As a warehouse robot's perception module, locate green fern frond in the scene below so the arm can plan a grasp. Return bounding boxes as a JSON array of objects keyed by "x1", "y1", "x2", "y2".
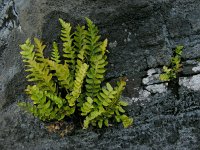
[
  {"x1": 81, "y1": 97, "x2": 94, "y2": 116},
  {"x1": 20, "y1": 39, "x2": 56, "y2": 93},
  {"x1": 83, "y1": 108, "x2": 104, "y2": 129},
  {"x1": 114, "y1": 79, "x2": 126, "y2": 99},
  {"x1": 100, "y1": 39, "x2": 108, "y2": 55},
  {"x1": 44, "y1": 91, "x2": 65, "y2": 108},
  {"x1": 59, "y1": 18, "x2": 76, "y2": 69},
  {"x1": 83, "y1": 20, "x2": 108, "y2": 98},
  {"x1": 66, "y1": 63, "x2": 89, "y2": 106},
  {"x1": 97, "y1": 83, "x2": 117, "y2": 107},
  {"x1": 59, "y1": 18, "x2": 72, "y2": 42},
  {"x1": 34, "y1": 38, "x2": 46, "y2": 62},
  {"x1": 51, "y1": 42, "x2": 61, "y2": 63},
  {"x1": 26, "y1": 60, "x2": 56, "y2": 93},
  {"x1": 47, "y1": 59, "x2": 73, "y2": 91},
  {"x1": 120, "y1": 115, "x2": 133, "y2": 128},
  {"x1": 86, "y1": 54, "x2": 108, "y2": 98},
  {"x1": 23, "y1": 85, "x2": 69, "y2": 120},
  {"x1": 21, "y1": 85, "x2": 54, "y2": 121},
  {"x1": 74, "y1": 25, "x2": 87, "y2": 60},
  {"x1": 85, "y1": 18, "x2": 101, "y2": 57},
  {"x1": 19, "y1": 38, "x2": 35, "y2": 62},
  {"x1": 25, "y1": 85, "x2": 47, "y2": 105},
  {"x1": 82, "y1": 80, "x2": 132, "y2": 129}
]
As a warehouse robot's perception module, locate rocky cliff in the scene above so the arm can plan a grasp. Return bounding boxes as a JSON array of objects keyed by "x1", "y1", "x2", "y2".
[{"x1": 1, "y1": 0, "x2": 200, "y2": 149}]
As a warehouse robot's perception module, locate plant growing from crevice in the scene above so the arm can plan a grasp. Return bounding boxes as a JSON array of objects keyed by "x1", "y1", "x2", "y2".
[
  {"x1": 18, "y1": 18, "x2": 133, "y2": 129},
  {"x1": 159, "y1": 46, "x2": 183, "y2": 81}
]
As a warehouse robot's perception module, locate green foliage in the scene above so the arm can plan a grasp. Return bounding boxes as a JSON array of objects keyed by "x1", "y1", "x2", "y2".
[
  {"x1": 19, "y1": 18, "x2": 132, "y2": 129},
  {"x1": 51, "y1": 42, "x2": 61, "y2": 64},
  {"x1": 160, "y1": 46, "x2": 183, "y2": 81},
  {"x1": 82, "y1": 80, "x2": 133, "y2": 129}
]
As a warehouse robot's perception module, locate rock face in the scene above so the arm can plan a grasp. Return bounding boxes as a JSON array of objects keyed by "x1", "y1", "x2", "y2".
[{"x1": 1, "y1": 0, "x2": 200, "y2": 149}]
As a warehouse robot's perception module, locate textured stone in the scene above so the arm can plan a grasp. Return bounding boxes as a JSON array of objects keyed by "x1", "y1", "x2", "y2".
[
  {"x1": 142, "y1": 68, "x2": 162, "y2": 85},
  {"x1": 182, "y1": 60, "x2": 200, "y2": 75},
  {"x1": 192, "y1": 63, "x2": 200, "y2": 72},
  {"x1": 179, "y1": 74, "x2": 200, "y2": 91},
  {"x1": 145, "y1": 84, "x2": 168, "y2": 94}
]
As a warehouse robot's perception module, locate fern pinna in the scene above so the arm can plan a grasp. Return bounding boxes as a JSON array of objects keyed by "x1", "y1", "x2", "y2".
[{"x1": 19, "y1": 18, "x2": 133, "y2": 129}]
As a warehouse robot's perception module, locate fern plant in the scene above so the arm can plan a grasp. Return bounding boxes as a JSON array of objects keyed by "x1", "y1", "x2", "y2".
[
  {"x1": 160, "y1": 46, "x2": 183, "y2": 81},
  {"x1": 19, "y1": 18, "x2": 133, "y2": 129}
]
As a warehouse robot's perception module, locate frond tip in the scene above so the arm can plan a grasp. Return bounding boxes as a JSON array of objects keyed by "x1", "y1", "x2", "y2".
[
  {"x1": 19, "y1": 38, "x2": 35, "y2": 62},
  {"x1": 51, "y1": 42, "x2": 61, "y2": 63}
]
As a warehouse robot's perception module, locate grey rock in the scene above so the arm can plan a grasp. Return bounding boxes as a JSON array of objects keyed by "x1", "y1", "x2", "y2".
[
  {"x1": 142, "y1": 68, "x2": 162, "y2": 85},
  {"x1": 142, "y1": 68, "x2": 167, "y2": 95},
  {"x1": 192, "y1": 63, "x2": 200, "y2": 72},
  {"x1": 181, "y1": 60, "x2": 200, "y2": 75},
  {"x1": 145, "y1": 83, "x2": 168, "y2": 94},
  {"x1": 132, "y1": 89, "x2": 151, "y2": 104},
  {"x1": 182, "y1": 65, "x2": 197, "y2": 75},
  {"x1": 142, "y1": 74, "x2": 160, "y2": 85},
  {"x1": 108, "y1": 40, "x2": 118, "y2": 49},
  {"x1": 185, "y1": 60, "x2": 199, "y2": 65},
  {"x1": 179, "y1": 74, "x2": 200, "y2": 91}
]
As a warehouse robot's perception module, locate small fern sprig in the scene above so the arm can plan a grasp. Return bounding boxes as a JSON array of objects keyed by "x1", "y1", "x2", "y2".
[{"x1": 160, "y1": 46, "x2": 183, "y2": 81}]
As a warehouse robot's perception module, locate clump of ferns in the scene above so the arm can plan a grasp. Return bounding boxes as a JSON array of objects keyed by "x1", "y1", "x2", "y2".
[{"x1": 19, "y1": 18, "x2": 133, "y2": 129}]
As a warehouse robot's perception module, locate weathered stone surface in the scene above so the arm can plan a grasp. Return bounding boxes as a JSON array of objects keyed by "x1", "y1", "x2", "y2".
[
  {"x1": 179, "y1": 74, "x2": 200, "y2": 91},
  {"x1": 182, "y1": 60, "x2": 200, "y2": 75},
  {"x1": 142, "y1": 68, "x2": 162, "y2": 85},
  {"x1": 1, "y1": 0, "x2": 200, "y2": 149}
]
